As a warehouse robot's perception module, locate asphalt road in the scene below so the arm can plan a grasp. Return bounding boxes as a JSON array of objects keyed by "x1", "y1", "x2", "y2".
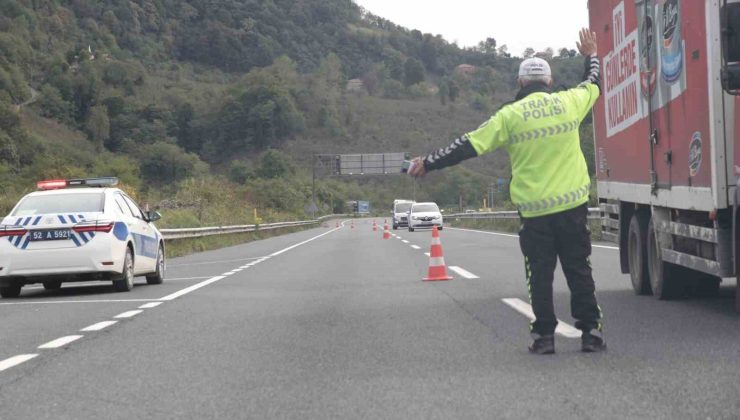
[{"x1": 1, "y1": 220, "x2": 739, "y2": 419}]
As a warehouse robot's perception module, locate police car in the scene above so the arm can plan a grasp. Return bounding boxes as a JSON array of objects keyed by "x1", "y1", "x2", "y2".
[{"x1": 0, "y1": 177, "x2": 165, "y2": 298}]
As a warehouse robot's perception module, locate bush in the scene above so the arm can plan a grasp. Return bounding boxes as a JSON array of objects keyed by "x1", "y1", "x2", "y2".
[
  {"x1": 228, "y1": 160, "x2": 253, "y2": 184},
  {"x1": 138, "y1": 142, "x2": 207, "y2": 184},
  {"x1": 39, "y1": 84, "x2": 74, "y2": 123}
]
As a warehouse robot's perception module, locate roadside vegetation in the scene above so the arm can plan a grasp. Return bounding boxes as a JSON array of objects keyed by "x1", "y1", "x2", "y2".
[{"x1": 0, "y1": 0, "x2": 596, "y2": 233}]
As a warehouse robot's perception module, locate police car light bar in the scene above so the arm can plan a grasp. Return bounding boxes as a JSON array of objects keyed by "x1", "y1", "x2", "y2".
[
  {"x1": 37, "y1": 177, "x2": 119, "y2": 190},
  {"x1": 36, "y1": 179, "x2": 68, "y2": 190},
  {"x1": 68, "y1": 177, "x2": 119, "y2": 187}
]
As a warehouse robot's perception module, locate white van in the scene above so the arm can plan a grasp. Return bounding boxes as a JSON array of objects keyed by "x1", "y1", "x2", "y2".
[{"x1": 392, "y1": 200, "x2": 414, "y2": 230}]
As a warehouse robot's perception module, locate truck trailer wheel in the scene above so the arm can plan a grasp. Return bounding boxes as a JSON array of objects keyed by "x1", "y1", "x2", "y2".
[
  {"x1": 647, "y1": 219, "x2": 685, "y2": 300},
  {"x1": 628, "y1": 213, "x2": 652, "y2": 295}
]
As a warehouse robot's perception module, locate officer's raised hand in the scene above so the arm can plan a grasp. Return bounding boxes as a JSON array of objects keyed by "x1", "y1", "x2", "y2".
[
  {"x1": 407, "y1": 157, "x2": 426, "y2": 178},
  {"x1": 577, "y1": 27, "x2": 598, "y2": 56}
]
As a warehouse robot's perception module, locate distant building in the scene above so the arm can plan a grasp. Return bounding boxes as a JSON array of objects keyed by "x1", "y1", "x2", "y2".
[
  {"x1": 455, "y1": 64, "x2": 477, "y2": 76},
  {"x1": 346, "y1": 79, "x2": 365, "y2": 92}
]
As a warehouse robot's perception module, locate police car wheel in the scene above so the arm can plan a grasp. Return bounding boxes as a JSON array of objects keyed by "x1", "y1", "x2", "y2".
[
  {"x1": 408, "y1": 227, "x2": 415, "y2": 232},
  {"x1": 438, "y1": 226, "x2": 443, "y2": 231},
  {"x1": 146, "y1": 244, "x2": 165, "y2": 285},
  {"x1": 0, "y1": 284, "x2": 21, "y2": 298},
  {"x1": 113, "y1": 248, "x2": 134, "y2": 292},
  {"x1": 43, "y1": 280, "x2": 62, "y2": 290}
]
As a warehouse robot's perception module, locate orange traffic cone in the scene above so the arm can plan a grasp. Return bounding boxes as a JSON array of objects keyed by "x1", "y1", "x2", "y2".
[
  {"x1": 423, "y1": 226, "x2": 452, "y2": 281},
  {"x1": 372, "y1": 220, "x2": 378, "y2": 232},
  {"x1": 383, "y1": 220, "x2": 391, "y2": 240}
]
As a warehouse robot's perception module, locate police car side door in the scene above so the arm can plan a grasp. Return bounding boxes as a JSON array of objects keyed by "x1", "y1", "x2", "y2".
[{"x1": 120, "y1": 194, "x2": 158, "y2": 274}]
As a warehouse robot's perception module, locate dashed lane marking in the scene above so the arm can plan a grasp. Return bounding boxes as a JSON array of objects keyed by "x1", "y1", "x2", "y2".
[
  {"x1": 139, "y1": 302, "x2": 163, "y2": 309},
  {"x1": 0, "y1": 354, "x2": 38, "y2": 372},
  {"x1": 501, "y1": 298, "x2": 582, "y2": 338},
  {"x1": 402, "y1": 240, "x2": 410, "y2": 244},
  {"x1": 115, "y1": 310, "x2": 143, "y2": 319},
  {"x1": 449, "y1": 266, "x2": 480, "y2": 279},
  {"x1": 424, "y1": 252, "x2": 430, "y2": 257},
  {"x1": 80, "y1": 321, "x2": 117, "y2": 332},
  {"x1": 38, "y1": 335, "x2": 83, "y2": 349},
  {"x1": 447, "y1": 227, "x2": 618, "y2": 250},
  {"x1": 411, "y1": 245, "x2": 421, "y2": 250}
]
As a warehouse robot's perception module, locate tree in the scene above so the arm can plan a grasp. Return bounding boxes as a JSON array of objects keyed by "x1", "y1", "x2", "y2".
[
  {"x1": 403, "y1": 58, "x2": 426, "y2": 87},
  {"x1": 477, "y1": 37, "x2": 497, "y2": 54},
  {"x1": 256, "y1": 149, "x2": 295, "y2": 179},
  {"x1": 448, "y1": 79, "x2": 460, "y2": 103},
  {"x1": 138, "y1": 142, "x2": 206, "y2": 184},
  {"x1": 497, "y1": 44, "x2": 511, "y2": 58},
  {"x1": 559, "y1": 48, "x2": 570, "y2": 58},
  {"x1": 523, "y1": 47, "x2": 535, "y2": 59},
  {"x1": 438, "y1": 79, "x2": 449, "y2": 105},
  {"x1": 85, "y1": 105, "x2": 110, "y2": 150}
]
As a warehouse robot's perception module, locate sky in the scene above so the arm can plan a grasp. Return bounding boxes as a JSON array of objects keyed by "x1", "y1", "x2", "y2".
[{"x1": 353, "y1": 0, "x2": 590, "y2": 56}]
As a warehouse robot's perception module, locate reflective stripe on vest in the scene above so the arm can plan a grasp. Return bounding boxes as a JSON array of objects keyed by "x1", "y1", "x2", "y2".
[{"x1": 517, "y1": 184, "x2": 590, "y2": 214}]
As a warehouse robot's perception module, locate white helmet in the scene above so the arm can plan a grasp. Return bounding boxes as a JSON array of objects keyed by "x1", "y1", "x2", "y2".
[{"x1": 518, "y1": 57, "x2": 552, "y2": 79}]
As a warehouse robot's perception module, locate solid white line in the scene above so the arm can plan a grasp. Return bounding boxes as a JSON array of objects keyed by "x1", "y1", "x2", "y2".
[
  {"x1": 402, "y1": 240, "x2": 410, "y2": 244},
  {"x1": 80, "y1": 321, "x2": 117, "y2": 331},
  {"x1": 38, "y1": 335, "x2": 83, "y2": 349},
  {"x1": 501, "y1": 298, "x2": 582, "y2": 339},
  {"x1": 0, "y1": 299, "x2": 159, "y2": 306},
  {"x1": 268, "y1": 227, "x2": 341, "y2": 257},
  {"x1": 115, "y1": 310, "x2": 143, "y2": 319},
  {"x1": 139, "y1": 302, "x2": 163, "y2": 309},
  {"x1": 0, "y1": 354, "x2": 38, "y2": 372},
  {"x1": 168, "y1": 257, "x2": 268, "y2": 267},
  {"x1": 449, "y1": 266, "x2": 480, "y2": 279},
  {"x1": 447, "y1": 227, "x2": 619, "y2": 250},
  {"x1": 161, "y1": 228, "x2": 340, "y2": 302},
  {"x1": 411, "y1": 245, "x2": 421, "y2": 250},
  {"x1": 232, "y1": 268, "x2": 243, "y2": 272},
  {"x1": 222, "y1": 272, "x2": 235, "y2": 276}
]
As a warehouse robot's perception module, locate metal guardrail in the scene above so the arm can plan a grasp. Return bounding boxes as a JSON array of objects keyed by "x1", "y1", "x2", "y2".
[
  {"x1": 446, "y1": 207, "x2": 602, "y2": 220},
  {"x1": 160, "y1": 214, "x2": 350, "y2": 240}
]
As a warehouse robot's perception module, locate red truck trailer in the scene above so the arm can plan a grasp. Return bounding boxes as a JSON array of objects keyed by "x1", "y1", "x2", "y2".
[{"x1": 588, "y1": 0, "x2": 740, "y2": 306}]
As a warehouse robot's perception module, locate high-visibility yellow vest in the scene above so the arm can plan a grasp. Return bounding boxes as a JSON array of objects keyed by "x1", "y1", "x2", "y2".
[{"x1": 467, "y1": 83, "x2": 599, "y2": 218}]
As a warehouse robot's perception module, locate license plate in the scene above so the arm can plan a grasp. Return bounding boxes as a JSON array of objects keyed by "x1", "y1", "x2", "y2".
[{"x1": 28, "y1": 229, "x2": 72, "y2": 241}]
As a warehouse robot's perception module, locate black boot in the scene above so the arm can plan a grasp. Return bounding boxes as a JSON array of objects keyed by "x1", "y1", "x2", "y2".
[
  {"x1": 528, "y1": 334, "x2": 555, "y2": 355},
  {"x1": 581, "y1": 331, "x2": 607, "y2": 353}
]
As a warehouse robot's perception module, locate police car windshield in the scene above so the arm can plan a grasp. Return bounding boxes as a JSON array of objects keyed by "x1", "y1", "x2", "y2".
[
  {"x1": 12, "y1": 192, "x2": 105, "y2": 216},
  {"x1": 395, "y1": 203, "x2": 413, "y2": 213},
  {"x1": 412, "y1": 204, "x2": 439, "y2": 213}
]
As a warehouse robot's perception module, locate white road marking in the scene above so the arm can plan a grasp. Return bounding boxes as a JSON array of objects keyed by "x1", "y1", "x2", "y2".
[
  {"x1": 449, "y1": 266, "x2": 480, "y2": 279},
  {"x1": 139, "y1": 302, "x2": 163, "y2": 309},
  {"x1": 424, "y1": 252, "x2": 430, "y2": 257},
  {"x1": 80, "y1": 321, "x2": 117, "y2": 331},
  {"x1": 115, "y1": 310, "x2": 143, "y2": 319},
  {"x1": 0, "y1": 299, "x2": 159, "y2": 306},
  {"x1": 402, "y1": 240, "x2": 410, "y2": 244},
  {"x1": 159, "y1": 276, "x2": 226, "y2": 301},
  {"x1": 167, "y1": 276, "x2": 211, "y2": 281},
  {"x1": 38, "y1": 335, "x2": 83, "y2": 349},
  {"x1": 501, "y1": 298, "x2": 582, "y2": 338},
  {"x1": 232, "y1": 268, "x2": 243, "y2": 272},
  {"x1": 168, "y1": 257, "x2": 268, "y2": 267},
  {"x1": 269, "y1": 227, "x2": 341, "y2": 258},
  {"x1": 222, "y1": 272, "x2": 235, "y2": 276},
  {"x1": 0, "y1": 354, "x2": 38, "y2": 372},
  {"x1": 448, "y1": 227, "x2": 619, "y2": 250},
  {"x1": 411, "y1": 245, "x2": 421, "y2": 250}
]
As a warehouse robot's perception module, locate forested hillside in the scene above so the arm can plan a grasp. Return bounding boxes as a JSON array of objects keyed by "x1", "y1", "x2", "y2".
[{"x1": 0, "y1": 0, "x2": 591, "y2": 221}]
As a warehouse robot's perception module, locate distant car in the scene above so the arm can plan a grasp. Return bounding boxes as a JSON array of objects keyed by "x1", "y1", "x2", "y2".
[
  {"x1": 407, "y1": 202, "x2": 443, "y2": 232},
  {"x1": 0, "y1": 177, "x2": 165, "y2": 298},
  {"x1": 392, "y1": 199, "x2": 415, "y2": 230}
]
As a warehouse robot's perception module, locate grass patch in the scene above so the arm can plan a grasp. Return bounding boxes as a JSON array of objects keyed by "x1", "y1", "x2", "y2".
[{"x1": 165, "y1": 225, "x2": 317, "y2": 258}]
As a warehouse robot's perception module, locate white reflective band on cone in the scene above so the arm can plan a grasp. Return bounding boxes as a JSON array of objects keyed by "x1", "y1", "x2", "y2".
[{"x1": 428, "y1": 257, "x2": 446, "y2": 266}]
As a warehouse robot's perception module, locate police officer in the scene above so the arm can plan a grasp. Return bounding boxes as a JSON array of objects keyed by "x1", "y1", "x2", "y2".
[{"x1": 409, "y1": 29, "x2": 605, "y2": 354}]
